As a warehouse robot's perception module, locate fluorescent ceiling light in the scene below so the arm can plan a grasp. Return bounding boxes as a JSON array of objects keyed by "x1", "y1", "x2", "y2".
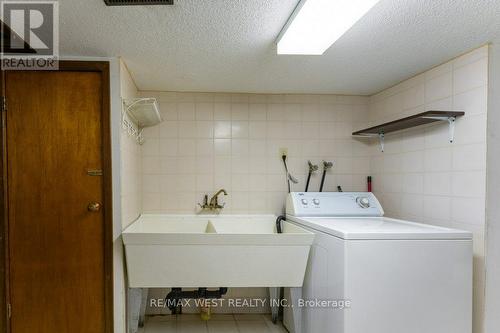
[{"x1": 277, "y1": 0, "x2": 380, "y2": 55}]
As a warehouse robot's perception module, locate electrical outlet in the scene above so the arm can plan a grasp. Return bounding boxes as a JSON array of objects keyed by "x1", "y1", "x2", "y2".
[{"x1": 279, "y1": 147, "x2": 288, "y2": 157}]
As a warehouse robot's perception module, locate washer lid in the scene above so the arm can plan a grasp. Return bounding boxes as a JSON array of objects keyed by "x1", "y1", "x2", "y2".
[{"x1": 287, "y1": 216, "x2": 473, "y2": 240}]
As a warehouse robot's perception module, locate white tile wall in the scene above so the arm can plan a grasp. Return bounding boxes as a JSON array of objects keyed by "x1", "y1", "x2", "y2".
[
  {"x1": 139, "y1": 92, "x2": 371, "y2": 215},
  {"x1": 368, "y1": 45, "x2": 488, "y2": 333},
  {"x1": 120, "y1": 61, "x2": 143, "y2": 230},
  {"x1": 136, "y1": 92, "x2": 371, "y2": 315},
  {"x1": 122, "y1": 46, "x2": 488, "y2": 326}
]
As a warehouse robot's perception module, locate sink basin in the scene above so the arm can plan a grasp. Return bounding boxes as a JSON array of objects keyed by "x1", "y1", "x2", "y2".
[{"x1": 123, "y1": 214, "x2": 314, "y2": 288}]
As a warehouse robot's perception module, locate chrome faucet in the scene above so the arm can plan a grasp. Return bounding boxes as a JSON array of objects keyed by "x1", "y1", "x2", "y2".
[{"x1": 198, "y1": 189, "x2": 228, "y2": 210}]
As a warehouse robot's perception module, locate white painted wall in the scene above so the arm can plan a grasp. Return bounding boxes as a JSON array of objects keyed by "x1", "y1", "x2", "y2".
[
  {"x1": 368, "y1": 46, "x2": 489, "y2": 333},
  {"x1": 120, "y1": 60, "x2": 143, "y2": 229},
  {"x1": 119, "y1": 60, "x2": 144, "y2": 332},
  {"x1": 484, "y1": 39, "x2": 500, "y2": 333},
  {"x1": 111, "y1": 58, "x2": 127, "y2": 333}
]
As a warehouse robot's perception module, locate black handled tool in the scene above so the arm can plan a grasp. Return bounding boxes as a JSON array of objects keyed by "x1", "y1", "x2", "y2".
[
  {"x1": 305, "y1": 160, "x2": 318, "y2": 192},
  {"x1": 282, "y1": 154, "x2": 298, "y2": 193},
  {"x1": 319, "y1": 161, "x2": 333, "y2": 192}
]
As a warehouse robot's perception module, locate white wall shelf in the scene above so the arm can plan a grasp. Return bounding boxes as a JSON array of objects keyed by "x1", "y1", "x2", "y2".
[{"x1": 122, "y1": 98, "x2": 162, "y2": 145}]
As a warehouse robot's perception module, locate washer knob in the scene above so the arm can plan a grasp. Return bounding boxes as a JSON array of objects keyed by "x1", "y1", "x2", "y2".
[
  {"x1": 301, "y1": 199, "x2": 308, "y2": 205},
  {"x1": 313, "y1": 199, "x2": 320, "y2": 205},
  {"x1": 357, "y1": 197, "x2": 370, "y2": 208}
]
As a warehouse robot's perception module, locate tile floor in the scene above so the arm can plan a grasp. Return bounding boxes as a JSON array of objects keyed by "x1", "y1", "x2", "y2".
[{"x1": 138, "y1": 314, "x2": 288, "y2": 333}]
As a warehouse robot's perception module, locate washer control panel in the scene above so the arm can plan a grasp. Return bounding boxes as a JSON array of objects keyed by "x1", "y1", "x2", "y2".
[{"x1": 286, "y1": 192, "x2": 384, "y2": 217}]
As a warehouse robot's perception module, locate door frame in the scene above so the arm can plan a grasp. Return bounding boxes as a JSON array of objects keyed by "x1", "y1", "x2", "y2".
[{"x1": 0, "y1": 61, "x2": 114, "y2": 333}]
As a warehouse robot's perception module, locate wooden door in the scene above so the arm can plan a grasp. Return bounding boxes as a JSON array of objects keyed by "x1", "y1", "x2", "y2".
[{"x1": 4, "y1": 68, "x2": 111, "y2": 333}]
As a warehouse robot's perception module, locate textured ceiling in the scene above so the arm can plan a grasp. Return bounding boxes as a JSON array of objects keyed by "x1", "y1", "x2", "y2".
[{"x1": 59, "y1": 0, "x2": 500, "y2": 95}]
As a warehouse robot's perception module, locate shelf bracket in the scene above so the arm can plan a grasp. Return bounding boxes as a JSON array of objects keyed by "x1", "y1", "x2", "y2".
[
  {"x1": 421, "y1": 116, "x2": 457, "y2": 143},
  {"x1": 379, "y1": 133, "x2": 385, "y2": 152},
  {"x1": 448, "y1": 117, "x2": 456, "y2": 143}
]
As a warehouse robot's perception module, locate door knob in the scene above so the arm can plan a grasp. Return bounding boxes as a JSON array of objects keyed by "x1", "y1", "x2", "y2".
[{"x1": 87, "y1": 202, "x2": 101, "y2": 212}]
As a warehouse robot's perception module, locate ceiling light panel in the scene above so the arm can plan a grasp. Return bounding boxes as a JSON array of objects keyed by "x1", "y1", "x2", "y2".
[{"x1": 277, "y1": 0, "x2": 380, "y2": 55}]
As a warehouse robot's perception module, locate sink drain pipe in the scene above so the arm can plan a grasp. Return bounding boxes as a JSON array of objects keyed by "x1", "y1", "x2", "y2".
[
  {"x1": 271, "y1": 216, "x2": 286, "y2": 323},
  {"x1": 166, "y1": 288, "x2": 228, "y2": 314}
]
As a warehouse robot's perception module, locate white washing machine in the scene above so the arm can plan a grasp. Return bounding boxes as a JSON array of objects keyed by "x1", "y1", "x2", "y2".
[{"x1": 283, "y1": 192, "x2": 472, "y2": 333}]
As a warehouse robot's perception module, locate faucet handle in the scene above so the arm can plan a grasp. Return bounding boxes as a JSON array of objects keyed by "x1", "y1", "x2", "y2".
[{"x1": 198, "y1": 195, "x2": 210, "y2": 209}]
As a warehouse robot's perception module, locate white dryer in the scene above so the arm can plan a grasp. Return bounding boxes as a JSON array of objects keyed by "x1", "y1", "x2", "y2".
[{"x1": 284, "y1": 192, "x2": 472, "y2": 333}]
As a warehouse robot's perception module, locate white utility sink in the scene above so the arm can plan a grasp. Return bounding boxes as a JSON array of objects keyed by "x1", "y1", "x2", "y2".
[{"x1": 123, "y1": 214, "x2": 314, "y2": 288}]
